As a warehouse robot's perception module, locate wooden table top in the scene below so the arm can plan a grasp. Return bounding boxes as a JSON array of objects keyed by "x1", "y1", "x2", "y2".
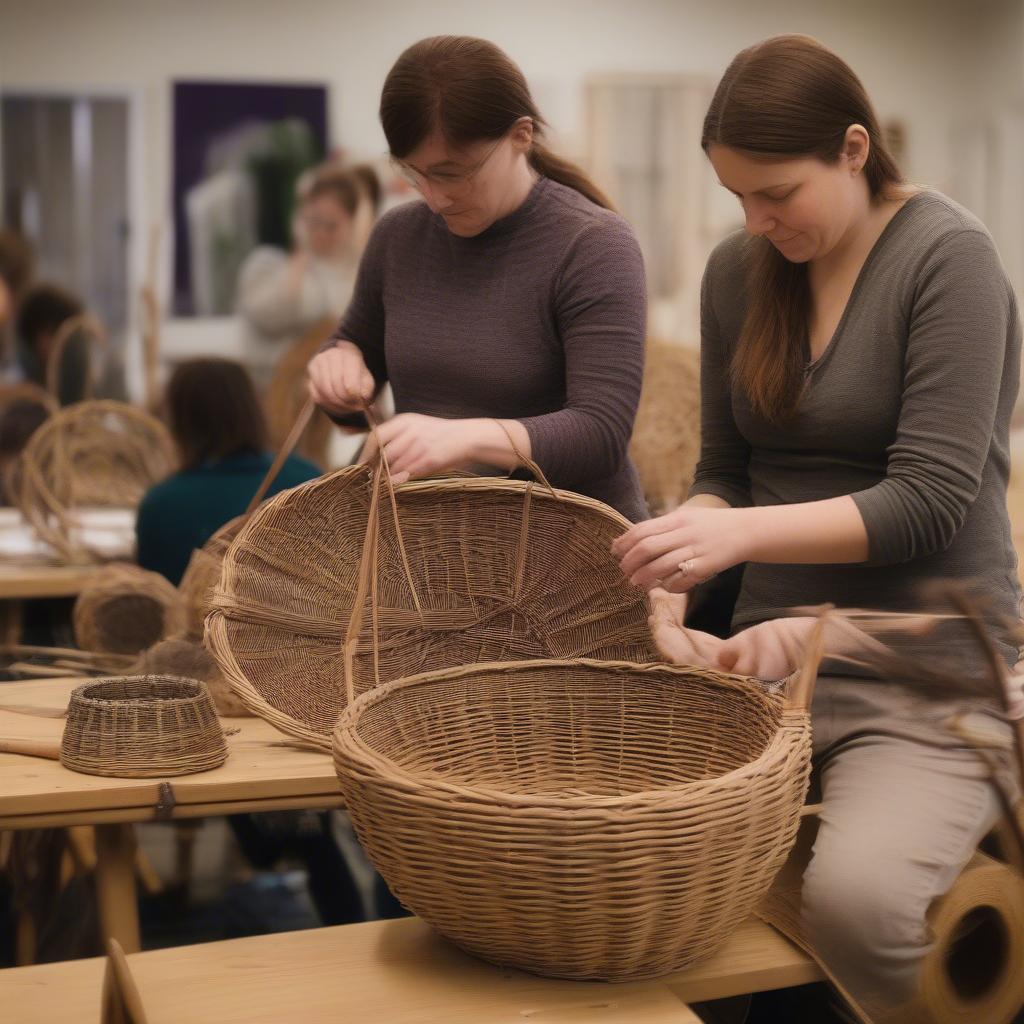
[
  {"x1": 0, "y1": 677, "x2": 342, "y2": 827},
  {"x1": 0, "y1": 562, "x2": 110, "y2": 600},
  {"x1": 0, "y1": 914, "x2": 818, "y2": 1023}
]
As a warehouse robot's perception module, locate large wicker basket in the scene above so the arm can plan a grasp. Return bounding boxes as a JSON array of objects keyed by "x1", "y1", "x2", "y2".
[
  {"x1": 207, "y1": 464, "x2": 657, "y2": 751},
  {"x1": 333, "y1": 658, "x2": 813, "y2": 981}
]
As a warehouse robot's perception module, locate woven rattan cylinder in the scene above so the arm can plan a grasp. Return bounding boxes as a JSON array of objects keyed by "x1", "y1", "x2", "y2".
[
  {"x1": 74, "y1": 563, "x2": 187, "y2": 655},
  {"x1": 333, "y1": 658, "x2": 812, "y2": 982},
  {"x1": 129, "y1": 638, "x2": 252, "y2": 718},
  {"x1": 60, "y1": 675, "x2": 227, "y2": 777},
  {"x1": 208, "y1": 465, "x2": 658, "y2": 751},
  {"x1": 15, "y1": 400, "x2": 175, "y2": 563}
]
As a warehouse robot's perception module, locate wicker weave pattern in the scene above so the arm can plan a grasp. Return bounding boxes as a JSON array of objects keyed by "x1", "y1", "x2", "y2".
[
  {"x1": 333, "y1": 658, "x2": 812, "y2": 981},
  {"x1": 15, "y1": 400, "x2": 175, "y2": 563},
  {"x1": 178, "y1": 517, "x2": 245, "y2": 639},
  {"x1": 74, "y1": 563, "x2": 186, "y2": 655},
  {"x1": 60, "y1": 675, "x2": 227, "y2": 777},
  {"x1": 207, "y1": 466, "x2": 658, "y2": 751}
]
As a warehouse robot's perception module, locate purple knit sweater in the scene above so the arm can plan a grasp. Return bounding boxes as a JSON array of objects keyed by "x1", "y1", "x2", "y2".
[{"x1": 327, "y1": 176, "x2": 648, "y2": 521}]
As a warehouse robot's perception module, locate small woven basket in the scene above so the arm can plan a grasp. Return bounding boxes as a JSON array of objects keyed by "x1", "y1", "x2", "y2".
[
  {"x1": 74, "y1": 563, "x2": 187, "y2": 655},
  {"x1": 60, "y1": 675, "x2": 227, "y2": 777},
  {"x1": 333, "y1": 657, "x2": 814, "y2": 982}
]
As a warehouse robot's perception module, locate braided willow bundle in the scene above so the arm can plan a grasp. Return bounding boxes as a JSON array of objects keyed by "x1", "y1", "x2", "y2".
[
  {"x1": 128, "y1": 637, "x2": 252, "y2": 718},
  {"x1": 60, "y1": 675, "x2": 227, "y2": 778},
  {"x1": 629, "y1": 339, "x2": 701, "y2": 515},
  {"x1": 73, "y1": 563, "x2": 186, "y2": 656},
  {"x1": 178, "y1": 516, "x2": 245, "y2": 639},
  {"x1": 15, "y1": 400, "x2": 175, "y2": 563},
  {"x1": 208, "y1": 464, "x2": 658, "y2": 751}
]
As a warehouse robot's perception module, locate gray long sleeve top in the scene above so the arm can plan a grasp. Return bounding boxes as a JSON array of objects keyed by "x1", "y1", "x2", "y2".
[
  {"x1": 327, "y1": 177, "x2": 648, "y2": 522},
  {"x1": 693, "y1": 191, "x2": 1022, "y2": 668}
]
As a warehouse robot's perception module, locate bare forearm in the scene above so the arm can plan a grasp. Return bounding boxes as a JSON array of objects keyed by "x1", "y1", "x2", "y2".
[
  {"x1": 742, "y1": 495, "x2": 868, "y2": 564},
  {"x1": 463, "y1": 418, "x2": 532, "y2": 470}
]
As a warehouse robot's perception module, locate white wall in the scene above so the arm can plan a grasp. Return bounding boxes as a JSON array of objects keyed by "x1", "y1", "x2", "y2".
[{"x1": 1, "y1": 0, "x2": 1021, "y2": 319}]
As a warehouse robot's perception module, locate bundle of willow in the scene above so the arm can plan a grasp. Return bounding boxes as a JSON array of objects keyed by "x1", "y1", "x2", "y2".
[
  {"x1": 207, "y1": 459, "x2": 658, "y2": 752},
  {"x1": 128, "y1": 637, "x2": 251, "y2": 718},
  {"x1": 73, "y1": 563, "x2": 186, "y2": 656},
  {"x1": 333, "y1": 655, "x2": 815, "y2": 981},
  {"x1": 177, "y1": 516, "x2": 245, "y2": 640},
  {"x1": 628, "y1": 339, "x2": 701, "y2": 515},
  {"x1": 60, "y1": 675, "x2": 227, "y2": 778},
  {"x1": 14, "y1": 400, "x2": 175, "y2": 563}
]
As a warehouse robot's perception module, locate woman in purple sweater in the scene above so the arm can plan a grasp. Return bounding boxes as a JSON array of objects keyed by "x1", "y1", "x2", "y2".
[{"x1": 307, "y1": 35, "x2": 648, "y2": 522}]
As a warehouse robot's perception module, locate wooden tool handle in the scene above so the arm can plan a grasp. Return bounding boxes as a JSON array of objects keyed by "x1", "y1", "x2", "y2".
[{"x1": 0, "y1": 737, "x2": 62, "y2": 760}]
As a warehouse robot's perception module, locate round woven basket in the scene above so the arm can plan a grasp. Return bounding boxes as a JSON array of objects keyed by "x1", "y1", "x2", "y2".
[
  {"x1": 74, "y1": 563, "x2": 187, "y2": 655},
  {"x1": 333, "y1": 658, "x2": 812, "y2": 982},
  {"x1": 15, "y1": 400, "x2": 175, "y2": 563},
  {"x1": 129, "y1": 637, "x2": 252, "y2": 718},
  {"x1": 178, "y1": 516, "x2": 245, "y2": 639},
  {"x1": 60, "y1": 675, "x2": 228, "y2": 777},
  {"x1": 207, "y1": 465, "x2": 658, "y2": 751}
]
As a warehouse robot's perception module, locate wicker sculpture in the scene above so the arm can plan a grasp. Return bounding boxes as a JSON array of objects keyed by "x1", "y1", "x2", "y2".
[
  {"x1": 60, "y1": 675, "x2": 227, "y2": 778},
  {"x1": 178, "y1": 516, "x2": 246, "y2": 639},
  {"x1": 629, "y1": 340, "x2": 701, "y2": 515},
  {"x1": 14, "y1": 400, "x2": 175, "y2": 563},
  {"x1": 333, "y1": 657, "x2": 814, "y2": 981},
  {"x1": 129, "y1": 637, "x2": 251, "y2": 718},
  {"x1": 207, "y1": 463, "x2": 658, "y2": 751},
  {"x1": 74, "y1": 563, "x2": 186, "y2": 655}
]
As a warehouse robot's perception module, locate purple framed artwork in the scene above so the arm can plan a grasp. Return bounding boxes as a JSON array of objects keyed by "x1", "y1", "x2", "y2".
[{"x1": 172, "y1": 80, "x2": 329, "y2": 316}]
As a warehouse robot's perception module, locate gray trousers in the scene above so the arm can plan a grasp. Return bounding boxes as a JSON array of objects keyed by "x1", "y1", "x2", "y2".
[{"x1": 800, "y1": 674, "x2": 1015, "y2": 1020}]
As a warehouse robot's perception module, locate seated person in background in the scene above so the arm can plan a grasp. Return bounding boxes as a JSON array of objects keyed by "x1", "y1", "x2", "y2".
[
  {"x1": 237, "y1": 169, "x2": 364, "y2": 390},
  {"x1": 14, "y1": 283, "x2": 89, "y2": 405},
  {"x1": 136, "y1": 357, "x2": 320, "y2": 586},
  {"x1": 0, "y1": 228, "x2": 35, "y2": 372},
  {"x1": 0, "y1": 397, "x2": 50, "y2": 504}
]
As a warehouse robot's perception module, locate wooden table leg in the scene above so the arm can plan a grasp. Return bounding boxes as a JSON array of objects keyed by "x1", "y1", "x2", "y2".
[
  {"x1": 0, "y1": 598, "x2": 23, "y2": 646},
  {"x1": 95, "y1": 823, "x2": 141, "y2": 954}
]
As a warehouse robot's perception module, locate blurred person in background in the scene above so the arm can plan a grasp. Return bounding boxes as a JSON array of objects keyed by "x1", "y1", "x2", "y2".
[
  {"x1": 0, "y1": 228, "x2": 35, "y2": 353},
  {"x1": 14, "y1": 283, "x2": 89, "y2": 406},
  {"x1": 615, "y1": 34, "x2": 1021, "y2": 1023},
  {"x1": 237, "y1": 168, "x2": 367, "y2": 390},
  {"x1": 308, "y1": 35, "x2": 648, "y2": 523},
  {"x1": 136, "y1": 357, "x2": 320, "y2": 586}
]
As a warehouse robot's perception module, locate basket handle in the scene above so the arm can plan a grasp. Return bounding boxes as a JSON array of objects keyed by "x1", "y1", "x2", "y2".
[
  {"x1": 783, "y1": 607, "x2": 833, "y2": 712},
  {"x1": 45, "y1": 312, "x2": 108, "y2": 402},
  {"x1": 243, "y1": 396, "x2": 317, "y2": 519},
  {"x1": 490, "y1": 418, "x2": 560, "y2": 500}
]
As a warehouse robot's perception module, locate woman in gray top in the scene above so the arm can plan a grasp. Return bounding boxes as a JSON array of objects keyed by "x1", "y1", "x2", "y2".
[
  {"x1": 308, "y1": 36, "x2": 647, "y2": 521},
  {"x1": 616, "y1": 35, "x2": 1021, "y2": 1021}
]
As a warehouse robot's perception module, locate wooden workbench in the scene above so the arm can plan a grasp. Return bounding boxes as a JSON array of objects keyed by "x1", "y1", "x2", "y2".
[
  {"x1": 0, "y1": 676, "x2": 343, "y2": 953},
  {"x1": 1, "y1": 913, "x2": 819, "y2": 1023}
]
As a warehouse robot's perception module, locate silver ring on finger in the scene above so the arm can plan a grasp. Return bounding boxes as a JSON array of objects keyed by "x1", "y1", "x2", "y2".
[{"x1": 679, "y1": 558, "x2": 695, "y2": 577}]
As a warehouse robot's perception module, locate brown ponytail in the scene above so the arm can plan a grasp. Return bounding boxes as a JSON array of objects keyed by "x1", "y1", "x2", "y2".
[
  {"x1": 702, "y1": 35, "x2": 905, "y2": 423},
  {"x1": 381, "y1": 36, "x2": 614, "y2": 211}
]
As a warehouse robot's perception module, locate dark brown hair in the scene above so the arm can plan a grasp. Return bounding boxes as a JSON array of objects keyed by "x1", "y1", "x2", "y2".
[
  {"x1": 702, "y1": 35, "x2": 904, "y2": 423},
  {"x1": 380, "y1": 35, "x2": 614, "y2": 210},
  {"x1": 307, "y1": 169, "x2": 361, "y2": 218},
  {"x1": 0, "y1": 229, "x2": 34, "y2": 300},
  {"x1": 164, "y1": 358, "x2": 267, "y2": 471}
]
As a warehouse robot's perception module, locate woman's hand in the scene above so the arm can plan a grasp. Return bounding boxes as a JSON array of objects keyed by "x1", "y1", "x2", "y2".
[
  {"x1": 361, "y1": 414, "x2": 477, "y2": 484},
  {"x1": 612, "y1": 504, "x2": 753, "y2": 593},
  {"x1": 716, "y1": 618, "x2": 820, "y2": 680},
  {"x1": 648, "y1": 588, "x2": 724, "y2": 667},
  {"x1": 308, "y1": 341, "x2": 375, "y2": 415}
]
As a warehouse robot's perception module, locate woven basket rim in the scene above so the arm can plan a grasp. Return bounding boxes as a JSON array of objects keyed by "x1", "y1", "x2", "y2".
[
  {"x1": 208, "y1": 468, "x2": 645, "y2": 751},
  {"x1": 333, "y1": 657, "x2": 809, "y2": 811},
  {"x1": 69, "y1": 674, "x2": 209, "y2": 708}
]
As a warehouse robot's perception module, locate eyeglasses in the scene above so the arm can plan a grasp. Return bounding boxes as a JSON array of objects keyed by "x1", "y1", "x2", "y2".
[{"x1": 391, "y1": 134, "x2": 507, "y2": 197}]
